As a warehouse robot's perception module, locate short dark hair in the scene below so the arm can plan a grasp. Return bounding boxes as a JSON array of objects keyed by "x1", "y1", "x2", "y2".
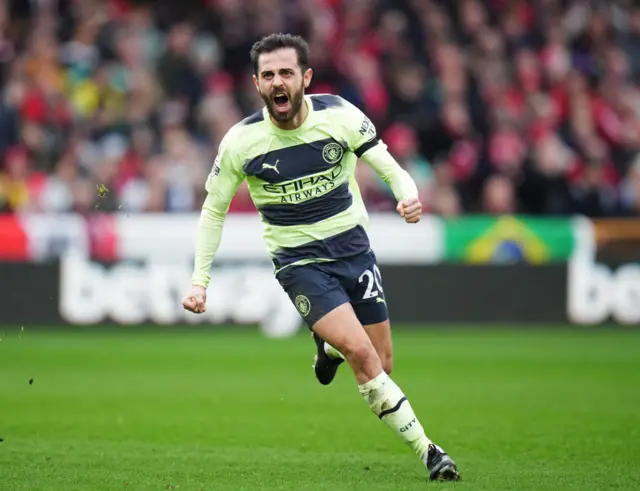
[{"x1": 250, "y1": 33, "x2": 310, "y2": 76}]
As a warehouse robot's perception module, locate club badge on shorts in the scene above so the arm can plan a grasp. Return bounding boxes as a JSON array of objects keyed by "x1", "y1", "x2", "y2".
[{"x1": 295, "y1": 295, "x2": 311, "y2": 317}]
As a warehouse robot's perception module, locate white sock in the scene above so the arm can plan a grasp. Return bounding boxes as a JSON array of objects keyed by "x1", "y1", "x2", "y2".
[
  {"x1": 358, "y1": 371, "x2": 432, "y2": 461},
  {"x1": 324, "y1": 342, "x2": 345, "y2": 361}
]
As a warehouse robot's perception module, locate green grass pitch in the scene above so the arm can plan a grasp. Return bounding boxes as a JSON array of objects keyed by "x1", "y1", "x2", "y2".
[{"x1": 1, "y1": 326, "x2": 639, "y2": 490}]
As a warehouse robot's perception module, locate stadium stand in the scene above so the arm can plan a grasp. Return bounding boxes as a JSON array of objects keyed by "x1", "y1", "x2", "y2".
[{"x1": 0, "y1": 0, "x2": 638, "y2": 217}]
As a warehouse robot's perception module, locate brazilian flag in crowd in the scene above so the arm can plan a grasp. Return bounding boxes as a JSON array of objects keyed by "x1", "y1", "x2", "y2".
[{"x1": 443, "y1": 216, "x2": 575, "y2": 264}]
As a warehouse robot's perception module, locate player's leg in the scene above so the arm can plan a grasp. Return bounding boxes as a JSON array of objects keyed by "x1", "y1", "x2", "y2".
[
  {"x1": 312, "y1": 302, "x2": 382, "y2": 383},
  {"x1": 350, "y1": 251, "x2": 460, "y2": 481},
  {"x1": 374, "y1": 312, "x2": 458, "y2": 481},
  {"x1": 277, "y1": 263, "x2": 347, "y2": 385},
  {"x1": 313, "y1": 320, "x2": 392, "y2": 378},
  {"x1": 313, "y1": 261, "x2": 392, "y2": 382},
  {"x1": 349, "y1": 254, "x2": 393, "y2": 374},
  {"x1": 363, "y1": 319, "x2": 393, "y2": 375},
  {"x1": 311, "y1": 301, "x2": 460, "y2": 481}
]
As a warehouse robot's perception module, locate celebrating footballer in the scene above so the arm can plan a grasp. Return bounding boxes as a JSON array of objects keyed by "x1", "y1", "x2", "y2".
[{"x1": 182, "y1": 33, "x2": 460, "y2": 482}]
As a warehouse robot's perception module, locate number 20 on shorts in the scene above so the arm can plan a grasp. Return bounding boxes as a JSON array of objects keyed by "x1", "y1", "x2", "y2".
[{"x1": 358, "y1": 265, "x2": 384, "y2": 299}]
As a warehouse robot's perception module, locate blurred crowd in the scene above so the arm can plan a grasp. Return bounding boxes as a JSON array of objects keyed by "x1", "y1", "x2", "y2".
[{"x1": 0, "y1": 0, "x2": 639, "y2": 217}]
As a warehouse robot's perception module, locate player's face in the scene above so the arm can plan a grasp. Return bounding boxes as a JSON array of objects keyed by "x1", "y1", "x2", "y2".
[{"x1": 253, "y1": 48, "x2": 312, "y2": 123}]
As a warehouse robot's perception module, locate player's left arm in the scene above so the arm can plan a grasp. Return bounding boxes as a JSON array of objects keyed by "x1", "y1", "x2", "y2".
[{"x1": 345, "y1": 104, "x2": 421, "y2": 223}]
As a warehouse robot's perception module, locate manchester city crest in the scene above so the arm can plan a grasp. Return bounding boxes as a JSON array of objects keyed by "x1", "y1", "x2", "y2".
[
  {"x1": 322, "y1": 142, "x2": 344, "y2": 164},
  {"x1": 295, "y1": 295, "x2": 311, "y2": 317}
]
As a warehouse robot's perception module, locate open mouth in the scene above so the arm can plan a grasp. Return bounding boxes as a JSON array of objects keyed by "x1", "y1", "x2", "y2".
[{"x1": 273, "y1": 93, "x2": 290, "y2": 111}]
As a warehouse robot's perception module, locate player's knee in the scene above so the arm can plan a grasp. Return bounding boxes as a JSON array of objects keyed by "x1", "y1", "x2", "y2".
[{"x1": 342, "y1": 340, "x2": 378, "y2": 368}]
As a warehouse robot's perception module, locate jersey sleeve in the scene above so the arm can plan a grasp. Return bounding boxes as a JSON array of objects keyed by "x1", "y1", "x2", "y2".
[
  {"x1": 204, "y1": 136, "x2": 245, "y2": 208},
  {"x1": 192, "y1": 134, "x2": 246, "y2": 288},
  {"x1": 341, "y1": 100, "x2": 419, "y2": 202},
  {"x1": 341, "y1": 99, "x2": 383, "y2": 158},
  {"x1": 360, "y1": 145, "x2": 419, "y2": 201}
]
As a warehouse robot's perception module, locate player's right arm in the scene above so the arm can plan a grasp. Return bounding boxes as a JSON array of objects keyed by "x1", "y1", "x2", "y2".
[{"x1": 183, "y1": 134, "x2": 245, "y2": 313}]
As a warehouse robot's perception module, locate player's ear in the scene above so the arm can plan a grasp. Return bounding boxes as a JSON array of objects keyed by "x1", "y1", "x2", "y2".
[
  {"x1": 303, "y1": 68, "x2": 313, "y2": 89},
  {"x1": 252, "y1": 74, "x2": 260, "y2": 92}
]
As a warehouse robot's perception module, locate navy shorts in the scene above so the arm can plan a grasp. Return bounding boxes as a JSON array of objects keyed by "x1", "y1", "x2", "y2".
[{"x1": 276, "y1": 250, "x2": 389, "y2": 328}]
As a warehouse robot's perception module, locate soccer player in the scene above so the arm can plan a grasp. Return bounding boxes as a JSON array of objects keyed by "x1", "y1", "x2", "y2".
[{"x1": 181, "y1": 33, "x2": 460, "y2": 482}]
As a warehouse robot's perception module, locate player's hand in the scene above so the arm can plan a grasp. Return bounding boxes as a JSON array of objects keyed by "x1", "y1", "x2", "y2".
[
  {"x1": 181, "y1": 285, "x2": 207, "y2": 314},
  {"x1": 396, "y1": 197, "x2": 422, "y2": 223}
]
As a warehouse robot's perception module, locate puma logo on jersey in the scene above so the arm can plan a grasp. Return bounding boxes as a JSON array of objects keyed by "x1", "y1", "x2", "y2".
[
  {"x1": 262, "y1": 160, "x2": 280, "y2": 174},
  {"x1": 376, "y1": 297, "x2": 386, "y2": 304}
]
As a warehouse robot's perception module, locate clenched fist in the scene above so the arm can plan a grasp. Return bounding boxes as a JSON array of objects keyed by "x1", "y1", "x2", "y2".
[
  {"x1": 182, "y1": 285, "x2": 207, "y2": 314},
  {"x1": 396, "y1": 197, "x2": 422, "y2": 223}
]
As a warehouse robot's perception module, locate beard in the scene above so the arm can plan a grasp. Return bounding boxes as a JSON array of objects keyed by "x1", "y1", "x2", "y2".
[{"x1": 260, "y1": 82, "x2": 305, "y2": 123}]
